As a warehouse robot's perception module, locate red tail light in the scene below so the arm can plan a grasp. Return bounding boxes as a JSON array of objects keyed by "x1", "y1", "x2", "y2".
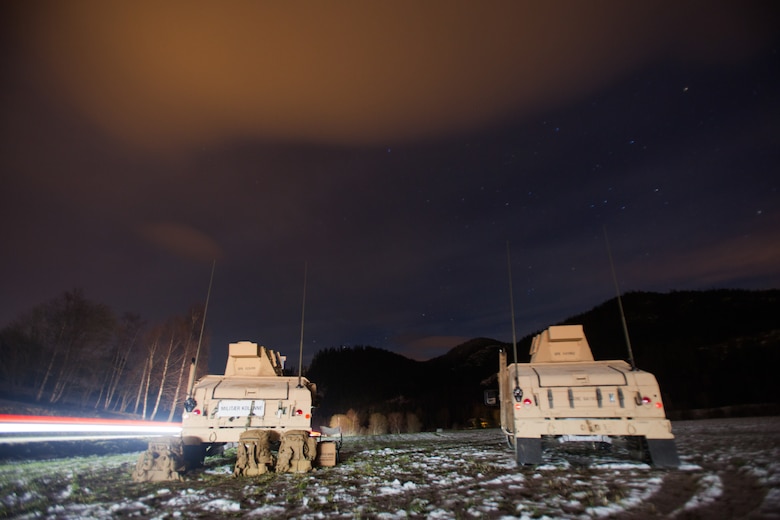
[
  {"x1": 294, "y1": 409, "x2": 303, "y2": 416},
  {"x1": 523, "y1": 398, "x2": 533, "y2": 406},
  {"x1": 194, "y1": 409, "x2": 201, "y2": 415},
  {"x1": 641, "y1": 396, "x2": 651, "y2": 405}
]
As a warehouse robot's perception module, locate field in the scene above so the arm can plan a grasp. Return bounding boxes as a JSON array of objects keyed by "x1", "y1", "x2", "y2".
[{"x1": 1, "y1": 416, "x2": 779, "y2": 519}]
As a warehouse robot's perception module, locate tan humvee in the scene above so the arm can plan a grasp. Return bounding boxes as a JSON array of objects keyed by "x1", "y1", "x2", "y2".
[
  {"x1": 134, "y1": 341, "x2": 318, "y2": 481},
  {"x1": 499, "y1": 325, "x2": 679, "y2": 467}
]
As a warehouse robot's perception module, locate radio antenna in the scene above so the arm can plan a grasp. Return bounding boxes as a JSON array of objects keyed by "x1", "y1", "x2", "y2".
[
  {"x1": 603, "y1": 227, "x2": 637, "y2": 370},
  {"x1": 187, "y1": 260, "x2": 215, "y2": 401},
  {"x1": 506, "y1": 242, "x2": 522, "y2": 398},
  {"x1": 297, "y1": 262, "x2": 307, "y2": 388}
]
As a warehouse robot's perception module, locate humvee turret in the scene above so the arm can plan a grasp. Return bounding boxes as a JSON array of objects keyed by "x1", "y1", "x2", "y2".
[
  {"x1": 499, "y1": 325, "x2": 679, "y2": 467},
  {"x1": 133, "y1": 341, "x2": 318, "y2": 481}
]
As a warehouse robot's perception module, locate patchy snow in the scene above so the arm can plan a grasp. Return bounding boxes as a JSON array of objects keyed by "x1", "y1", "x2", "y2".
[
  {"x1": 246, "y1": 504, "x2": 287, "y2": 517},
  {"x1": 203, "y1": 497, "x2": 241, "y2": 512},
  {"x1": 1, "y1": 416, "x2": 778, "y2": 518}
]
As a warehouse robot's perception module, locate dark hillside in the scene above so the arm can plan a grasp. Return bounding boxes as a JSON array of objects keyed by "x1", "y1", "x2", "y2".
[
  {"x1": 421, "y1": 338, "x2": 506, "y2": 429},
  {"x1": 307, "y1": 289, "x2": 780, "y2": 430},
  {"x1": 563, "y1": 289, "x2": 780, "y2": 411},
  {"x1": 304, "y1": 346, "x2": 426, "y2": 426},
  {"x1": 306, "y1": 340, "x2": 509, "y2": 430},
  {"x1": 426, "y1": 337, "x2": 504, "y2": 367}
]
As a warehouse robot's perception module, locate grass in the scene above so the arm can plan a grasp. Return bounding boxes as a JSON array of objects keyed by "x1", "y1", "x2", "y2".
[
  {"x1": 0, "y1": 452, "x2": 139, "y2": 518},
  {"x1": 2, "y1": 420, "x2": 777, "y2": 518}
]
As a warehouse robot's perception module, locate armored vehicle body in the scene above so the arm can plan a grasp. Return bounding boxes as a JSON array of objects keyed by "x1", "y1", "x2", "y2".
[
  {"x1": 134, "y1": 341, "x2": 318, "y2": 481},
  {"x1": 180, "y1": 341, "x2": 315, "y2": 450},
  {"x1": 499, "y1": 325, "x2": 679, "y2": 467}
]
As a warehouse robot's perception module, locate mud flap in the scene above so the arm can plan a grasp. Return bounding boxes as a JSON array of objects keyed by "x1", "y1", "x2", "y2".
[
  {"x1": 646, "y1": 439, "x2": 680, "y2": 468},
  {"x1": 132, "y1": 437, "x2": 184, "y2": 482},
  {"x1": 183, "y1": 444, "x2": 206, "y2": 470},
  {"x1": 515, "y1": 437, "x2": 543, "y2": 465}
]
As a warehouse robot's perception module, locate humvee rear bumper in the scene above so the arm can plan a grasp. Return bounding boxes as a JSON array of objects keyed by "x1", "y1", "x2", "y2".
[{"x1": 513, "y1": 417, "x2": 675, "y2": 439}]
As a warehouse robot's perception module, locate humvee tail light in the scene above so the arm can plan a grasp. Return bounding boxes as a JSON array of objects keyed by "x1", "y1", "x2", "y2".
[
  {"x1": 523, "y1": 398, "x2": 533, "y2": 406},
  {"x1": 636, "y1": 396, "x2": 663, "y2": 407},
  {"x1": 636, "y1": 393, "x2": 652, "y2": 405},
  {"x1": 294, "y1": 409, "x2": 303, "y2": 416}
]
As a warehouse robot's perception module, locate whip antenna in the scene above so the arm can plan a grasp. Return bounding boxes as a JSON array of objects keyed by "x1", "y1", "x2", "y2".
[
  {"x1": 603, "y1": 227, "x2": 637, "y2": 370},
  {"x1": 187, "y1": 260, "x2": 215, "y2": 401},
  {"x1": 297, "y1": 262, "x2": 307, "y2": 388},
  {"x1": 506, "y1": 242, "x2": 522, "y2": 398}
]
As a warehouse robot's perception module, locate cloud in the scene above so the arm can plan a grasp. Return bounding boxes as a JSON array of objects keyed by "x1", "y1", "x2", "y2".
[
  {"x1": 138, "y1": 221, "x2": 224, "y2": 263},
  {"x1": 624, "y1": 222, "x2": 780, "y2": 290},
  {"x1": 16, "y1": 1, "x2": 776, "y2": 152}
]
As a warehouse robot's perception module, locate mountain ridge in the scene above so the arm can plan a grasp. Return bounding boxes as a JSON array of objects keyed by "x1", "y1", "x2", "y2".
[{"x1": 306, "y1": 288, "x2": 780, "y2": 429}]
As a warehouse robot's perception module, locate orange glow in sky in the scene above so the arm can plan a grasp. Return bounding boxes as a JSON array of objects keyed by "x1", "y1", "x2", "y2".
[{"x1": 16, "y1": 2, "x2": 776, "y2": 151}]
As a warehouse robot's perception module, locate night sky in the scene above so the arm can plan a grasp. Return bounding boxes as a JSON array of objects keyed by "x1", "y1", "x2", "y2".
[{"x1": 2, "y1": 2, "x2": 779, "y2": 372}]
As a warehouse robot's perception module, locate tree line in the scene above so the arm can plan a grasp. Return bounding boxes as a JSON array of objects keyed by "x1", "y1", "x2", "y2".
[
  {"x1": 4, "y1": 288, "x2": 776, "y2": 426},
  {"x1": 327, "y1": 409, "x2": 424, "y2": 436},
  {"x1": 305, "y1": 344, "x2": 502, "y2": 432},
  {"x1": 0, "y1": 289, "x2": 209, "y2": 421}
]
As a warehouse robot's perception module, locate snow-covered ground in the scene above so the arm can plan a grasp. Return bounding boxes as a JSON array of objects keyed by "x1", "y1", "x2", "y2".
[{"x1": 1, "y1": 416, "x2": 778, "y2": 519}]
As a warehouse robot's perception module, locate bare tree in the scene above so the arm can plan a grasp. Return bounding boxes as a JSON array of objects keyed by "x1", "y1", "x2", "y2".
[
  {"x1": 368, "y1": 412, "x2": 389, "y2": 435},
  {"x1": 150, "y1": 324, "x2": 177, "y2": 420},
  {"x1": 346, "y1": 408, "x2": 363, "y2": 435},
  {"x1": 26, "y1": 289, "x2": 115, "y2": 404},
  {"x1": 0, "y1": 309, "x2": 45, "y2": 395},
  {"x1": 329, "y1": 413, "x2": 357, "y2": 436},
  {"x1": 136, "y1": 327, "x2": 162, "y2": 419},
  {"x1": 115, "y1": 356, "x2": 149, "y2": 414},
  {"x1": 406, "y1": 412, "x2": 422, "y2": 433},
  {"x1": 387, "y1": 412, "x2": 404, "y2": 434},
  {"x1": 97, "y1": 313, "x2": 143, "y2": 411},
  {"x1": 0, "y1": 289, "x2": 211, "y2": 418},
  {"x1": 35, "y1": 294, "x2": 75, "y2": 402}
]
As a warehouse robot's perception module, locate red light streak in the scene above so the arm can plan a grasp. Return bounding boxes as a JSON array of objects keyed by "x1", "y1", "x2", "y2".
[{"x1": 0, "y1": 414, "x2": 182, "y2": 443}]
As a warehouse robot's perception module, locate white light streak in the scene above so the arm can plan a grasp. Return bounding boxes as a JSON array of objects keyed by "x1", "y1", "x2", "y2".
[{"x1": 0, "y1": 415, "x2": 182, "y2": 444}]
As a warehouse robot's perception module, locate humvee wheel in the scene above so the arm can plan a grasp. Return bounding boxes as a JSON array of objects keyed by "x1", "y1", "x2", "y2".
[
  {"x1": 205, "y1": 443, "x2": 225, "y2": 458},
  {"x1": 624, "y1": 436, "x2": 650, "y2": 463},
  {"x1": 515, "y1": 437, "x2": 542, "y2": 465}
]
